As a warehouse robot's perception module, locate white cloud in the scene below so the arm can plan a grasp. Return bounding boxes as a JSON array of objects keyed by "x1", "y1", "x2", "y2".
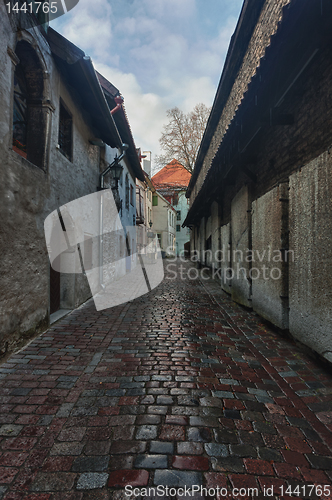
[
  {"x1": 94, "y1": 63, "x2": 168, "y2": 162},
  {"x1": 51, "y1": 0, "x2": 242, "y2": 167},
  {"x1": 59, "y1": 0, "x2": 113, "y2": 60}
]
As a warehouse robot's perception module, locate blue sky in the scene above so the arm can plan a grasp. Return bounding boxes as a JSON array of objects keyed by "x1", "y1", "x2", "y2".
[{"x1": 52, "y1": 0, "x2": 243, "y2": 168}]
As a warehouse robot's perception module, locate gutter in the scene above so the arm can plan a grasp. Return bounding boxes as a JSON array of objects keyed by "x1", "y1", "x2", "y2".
[{"x1": 79, "y1": 56, "x2": 122, "y2": 148}]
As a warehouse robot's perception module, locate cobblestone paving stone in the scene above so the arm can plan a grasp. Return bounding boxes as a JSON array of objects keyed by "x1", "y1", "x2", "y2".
[{"x1": 0, "y1": 260, "x2": 332, "y2": 499}]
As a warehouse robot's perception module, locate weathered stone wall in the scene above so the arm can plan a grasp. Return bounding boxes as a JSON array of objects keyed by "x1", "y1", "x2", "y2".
[
  {"x1": 289, "y1": 151, "x2": 332, "y2": 362},
  {"x1": 187, "y1": 0, "x2": 332, "y2": 361},
  {"x1": 199, "y1": 217, "x2": 206, "y2": 264},
  {"x1": 220, "y1": 223, "x2": 232, "y2": 294},
  {"x1": 0, "y1": 9, "x2": 115, "y2": 355},
  {"x1": 230, "y1": 185, "x2": 251, "y2": 307},
  {"x1": 210, "y1": 201, "x2": 221, "y2": 270},
  {"x1": 0, "y1": 15, "x2": 53, "y2": 354},
  {"x1": 205, "y1": 215, "x2": 212, "y2": 266},
  {"x1": 251, "y1": 184, "x2": 289, "y2": 329}
]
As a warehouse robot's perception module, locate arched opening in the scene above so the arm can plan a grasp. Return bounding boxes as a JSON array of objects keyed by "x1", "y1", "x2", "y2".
[
  {"x1": 13, "y1": 41, "x2": 48, "y2": 169},
  {"x1": 12, "y1": 62, "x2": 28, "y2": 158}
]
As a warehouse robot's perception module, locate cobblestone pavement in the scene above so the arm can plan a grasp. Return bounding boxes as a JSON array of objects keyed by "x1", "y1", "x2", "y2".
[{"x1": 1, "y1": 260, "x2": 332, "y2": 500}]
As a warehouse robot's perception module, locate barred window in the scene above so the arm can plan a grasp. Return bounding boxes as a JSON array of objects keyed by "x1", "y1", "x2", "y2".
[
  {"x1": 125, "y1": 175, "x2": 129, "y2": 209},
  {"x1": 12, "y1": 40, "x2": 47, "y2": 169},
  {"x1": 58, "y1": 101, "x2": 73, "y2": 161},
  {"x1": 130, "y1": 184, "x2": 134, "y2": 206}
]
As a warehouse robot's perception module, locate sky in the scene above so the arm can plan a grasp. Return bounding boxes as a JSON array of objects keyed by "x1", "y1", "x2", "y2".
[{"x1": 52, "y1": 0, "x2": 244, "y2": 171}]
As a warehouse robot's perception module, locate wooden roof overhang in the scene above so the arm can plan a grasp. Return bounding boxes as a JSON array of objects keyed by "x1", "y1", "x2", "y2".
[{"x1": 184, "y1": 0, "x2": 332, "y2": 227}]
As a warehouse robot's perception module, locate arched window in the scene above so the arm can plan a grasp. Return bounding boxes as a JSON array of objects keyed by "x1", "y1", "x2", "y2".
[
  {"x1": 13, "y1": 63, "x2": 28, "y2": 158},
  {"x1": 12, "y1": 41, "x2": 49, "y2": 170},
  {"x1": 125, "y1": 174, "x2": 129, "y2": 209}
]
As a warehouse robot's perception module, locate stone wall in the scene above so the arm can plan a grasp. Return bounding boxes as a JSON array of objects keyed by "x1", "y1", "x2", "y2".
[
  {"x1": 211, "y1": 201, "x2": 221, "y2": 270},
  {"x1": 230, "y1": 186, "x2": 251, "y2": 307},
  {"x1": 251, "y1": 184, "x2": 289, "y2": 329},
  {"x1": 0, "y1": 10, "x2": 118, "y2": 355},
  {"x1": 187, "y1": 0, "x2": 332, "y2": 361},
  {"x1": 289, "y1": 151, "x2": 332, "y2": 362},
  {"x1": 220, "y1": 223, "x2": 231, "y2": 294}
]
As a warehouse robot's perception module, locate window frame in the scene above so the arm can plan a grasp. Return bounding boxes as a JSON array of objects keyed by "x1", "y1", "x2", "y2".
[
  {"x1": 58, "y1": 99, "x2": 73, "y2": 162},
  {"x1": 11, "y1": 40, "x2": 51, "y2": 171},
  {"x1": 125, "y1": 174, "x2": 129, "y2": 210}
]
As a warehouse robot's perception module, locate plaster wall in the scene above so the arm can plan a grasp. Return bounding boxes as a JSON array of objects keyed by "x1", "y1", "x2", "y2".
[
  {"x1": 251, "y1": 184, "x2": 289, "y2": 329},
  {"x1": 289, "y1": 151, "x2": 332, "y2": 362},
  {"x1": 220, "y1": 223, "x2": 232, "y2": 294},
  {"x1": 199, "y1": 217, "x2": 206, "y2": 265},
  {"x1": 230, "y1": 185, "x2": 251, "y2": 307},
  {"x1": 174, "y1": 191, "x2": 190, "y2": 256},
  {"x1": 152, "y1": 193, "x2": 175, "y2": 256},
  {"x1": 211, "y1": 201, "x2": 221, "y2": 270}
]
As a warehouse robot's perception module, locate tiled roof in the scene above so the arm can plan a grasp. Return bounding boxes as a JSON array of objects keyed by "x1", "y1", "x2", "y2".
[
  {"x1": 152, "y1": 160, "x2": 191, "y2": 189},
  {"x1": 96, "y1": 71, "x2": 119, "y2": 98}
]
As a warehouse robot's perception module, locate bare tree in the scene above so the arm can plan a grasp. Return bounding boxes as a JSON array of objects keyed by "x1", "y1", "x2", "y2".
[{"x1": 155, "y1": 103, "x2": 211, "y2": 174}]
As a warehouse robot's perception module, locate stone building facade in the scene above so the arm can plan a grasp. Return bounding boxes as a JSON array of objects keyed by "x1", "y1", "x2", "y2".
[
  {"x1": 152, "y1": 191, "x2": 176, "y2": 258},
  {"x1": 184, "y1": 0, "x2": 332, "y2": 362},
  {"x1": 152, "y1": 160, "x2": 191, "y2": 256},
  {"x1": 0, "y1": 10, "x2": 143, "y2": 356}
]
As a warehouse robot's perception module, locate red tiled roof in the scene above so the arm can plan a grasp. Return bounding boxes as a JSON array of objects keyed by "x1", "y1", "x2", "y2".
[{"x1": 152, "y1": 160, "x2": 191, "y2": 189}]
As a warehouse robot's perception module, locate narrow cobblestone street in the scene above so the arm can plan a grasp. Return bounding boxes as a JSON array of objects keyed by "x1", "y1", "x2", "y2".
[{"x1": 0, "y1": 260, "x2": 332, "y2": 500}]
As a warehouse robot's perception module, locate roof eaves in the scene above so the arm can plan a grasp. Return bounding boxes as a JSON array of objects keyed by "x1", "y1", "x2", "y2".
[
  {"x1": 187, "y1": 0, "x2": 266, "y2": 197},
  {"x1": 47, "y1": 28, "x2": 122, "y2": 149},
  {"x1": 97, "y1": 72, "x2": 145, "y2": 182}
]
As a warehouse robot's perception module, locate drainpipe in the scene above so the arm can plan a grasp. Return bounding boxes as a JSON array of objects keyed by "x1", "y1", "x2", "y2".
[{"x1": 99, "y1": 144, "x2": 129, "y2": 290}]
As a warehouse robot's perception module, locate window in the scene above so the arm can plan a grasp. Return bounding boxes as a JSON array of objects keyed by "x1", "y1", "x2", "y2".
[
  {"x1": 58, "y1": 101, "x2": 73, "y2": 161},
  {"x1": 152, "y1": 195, "x2": 158, "y2": 206},
  {"x1": 130, "y1": 185, "x2": 134, "y2": 206},
  {"x1": 176, "y1": 210, "x2": 181, "y2": 221},
  {"x1": 136, "y1": 188, "x2": 144, "y2": 223},
  {"x1": 13, "y1": 63, "x2": 28, "y2": 159},
  {"x1": 12, "y1": 41, "x2": 48, "y2": 169},
  {"x1": 176, "y1": 225, "x2": 181, "y2": 232},
  {"x1": 125, "y1": 175, "x2": 129, "y2": 209}
]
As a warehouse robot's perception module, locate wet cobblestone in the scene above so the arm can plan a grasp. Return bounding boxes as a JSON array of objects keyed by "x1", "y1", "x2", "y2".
[{"x1": 0, "y1": 260, "x2": 331, "y2": 498}]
